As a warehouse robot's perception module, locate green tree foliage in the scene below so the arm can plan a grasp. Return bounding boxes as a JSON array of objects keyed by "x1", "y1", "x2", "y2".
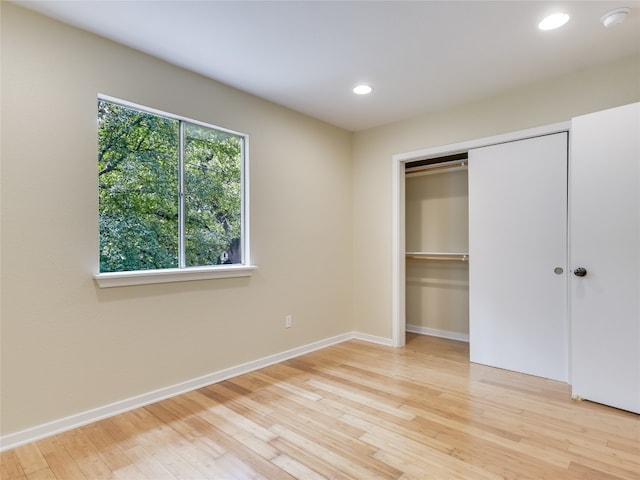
[
  {"x1": 98, "y1": 100, "x2": 242, "y2": 273},
  {"x1": 184, "y1": 123, "x2": 242, "y2": 267}
]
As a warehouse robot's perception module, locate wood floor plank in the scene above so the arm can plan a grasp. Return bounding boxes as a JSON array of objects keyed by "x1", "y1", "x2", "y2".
[
  {"x1": 156, "y1": 394, "x2": 295, "y2": 480},
  {"x1": 269, "y1": 437, "x2": 346, "y2": 480},
  {"x1": 54, "y1": 430, "x2": 115, "y2": 480},
  {"x1": 435, "y1": 429, "x2": 573, "y2": 480},
  {"x1": 112, "y1": 410, "x2": 205, "y2": 480},
  {"x1": 268, "y1": 408, "x2": 401, "y2": 479},
  {"x1": 270, "y1": 423, "x2": 394, "y2": 480},
  {"x1": 607, "y1": 437, "x2": 640, "y2": 455},
  {"x1": 228, "y1": 373, "x2": 355, "y2": 433},
  {"x1": 143, "y1": 402, "x2": 229, "y2": 467},
  {"x1": 77, "y1": 423, "x2": 134, "y2": 474},
  {"x1": 111, "y1": 463, "x2": 148, "y2": 480},
  {"x1": 118, "y1": 445, "x2": 176, "y2": 480},
  {"x1": 271, "y1": 453, "x2": 326, "y2": 480},
  {"x1": 402, "y1": 404, "x2": 572, "y2": 469},
  {"x1": 213, "y1": 452, "x2": 267, "y2": 480},
  {"x1": 36, "y1": 437, "x2": 85, "y2": 480},
  {"x1": 182, "y1": 391, "x2": 279, "y2": 461},
  {"x1": 11, "y1": 442, "x2": 48, "y2": 476},
  {"x1": 2, "y1": 334, "x2": 639, "y2": 479},
  {"x1": 197, "y1": 382, "x2": 275, "y2": 431},
  {"x1": 306, "y1": 378, "x2": 415, "y2": 421},
  {"x1": 25, "y1": 468, "x2": 57, "y2": 480},
  {"x1": 567, "y1": 460, "x2": 632, "y2": 480},
  {"x1": 1, "y1": 449, "x2": 27, "y2": 479}
]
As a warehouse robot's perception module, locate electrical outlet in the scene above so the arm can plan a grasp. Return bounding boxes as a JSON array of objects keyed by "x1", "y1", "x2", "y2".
[{"x1": 285, "y1": 314, "x2": 292, "y2": 328}]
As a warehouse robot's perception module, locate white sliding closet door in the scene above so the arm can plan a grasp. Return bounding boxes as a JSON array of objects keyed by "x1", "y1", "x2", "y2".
[
  {"x1": 570, "y1": 103, "x2": 639, "y2": 413},
  {"x1": 469, "y1": 133, "x2": 568, "y2": 382}
]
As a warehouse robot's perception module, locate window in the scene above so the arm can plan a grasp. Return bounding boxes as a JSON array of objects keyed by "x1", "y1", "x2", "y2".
[{"x1": 95, "y1": 96, "x2": 254, "y2": 287}]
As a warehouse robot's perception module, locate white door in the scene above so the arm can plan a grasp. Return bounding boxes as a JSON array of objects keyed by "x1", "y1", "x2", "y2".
[
  {"x1": 469, "y1": 133, "x2": 568, "y2": 382},
  {"x1": 570, "y1": 103, "x2": 640, "y2": 414}
]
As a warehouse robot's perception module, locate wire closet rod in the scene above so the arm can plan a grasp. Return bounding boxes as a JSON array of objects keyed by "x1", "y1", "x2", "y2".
[{"x1": 405, "y1": 159, "x2": 467, "y2": 177}]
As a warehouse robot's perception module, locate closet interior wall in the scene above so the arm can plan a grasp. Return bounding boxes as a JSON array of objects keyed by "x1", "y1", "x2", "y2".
[{"x1": 405, "y1": 161, "x2": 469, "y2": 340}]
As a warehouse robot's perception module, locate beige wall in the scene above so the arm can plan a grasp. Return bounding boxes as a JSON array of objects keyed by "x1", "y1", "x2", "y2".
[
  {"x1": 0, "y1": 3, "x2": 353, "y2": 436},
  {"x1": 352, "y1": 54, "x2": 640, "y2": 338},
  {"x1": 405, "y1": 171, "x2": 469, "y2": 253}
]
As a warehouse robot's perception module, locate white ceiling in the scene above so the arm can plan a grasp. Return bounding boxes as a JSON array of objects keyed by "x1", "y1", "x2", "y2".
[{"x1": 14, "y1": 0, "x2": 640, "y2": 131}]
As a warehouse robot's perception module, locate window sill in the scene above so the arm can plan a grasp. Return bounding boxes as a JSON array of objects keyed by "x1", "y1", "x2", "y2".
[{"x1": 93, "y1": 265, "x2": 258, "y2": 288}]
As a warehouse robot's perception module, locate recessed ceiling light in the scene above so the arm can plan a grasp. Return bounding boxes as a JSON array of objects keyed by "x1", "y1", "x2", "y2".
[
  {"x1": 538, "y1": 12, "x2": 570, "y2": 30},
  {"x1": 353, "y1": 85, "x2": 373, "y2": 95}
]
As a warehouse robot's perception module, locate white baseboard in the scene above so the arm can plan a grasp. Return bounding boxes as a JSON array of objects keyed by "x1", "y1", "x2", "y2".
[
  {"x1": 351, "y1": 331, "x2": 395, "y2": 346},
  {"x1": 406, "y1": 324, "x2": 469, "y2": 342},
  {"x1": 0, "y1": 331, "x2": 390, "y2": 452}
]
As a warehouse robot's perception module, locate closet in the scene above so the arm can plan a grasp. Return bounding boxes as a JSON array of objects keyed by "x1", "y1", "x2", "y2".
[
  {"x1": 405, "y1": 155, "x2": 469, "y2": 341},
  {"x1": 399, "y1": 102, "x2": 639, "y2": 413},
  {"x1": 405, "y1": 133, "x2": 569, "y2": 383}
]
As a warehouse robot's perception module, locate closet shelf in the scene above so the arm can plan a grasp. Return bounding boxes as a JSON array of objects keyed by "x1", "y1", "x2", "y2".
[{"x1": 406, "y1": 252, "x2": 469, "y2": 262}]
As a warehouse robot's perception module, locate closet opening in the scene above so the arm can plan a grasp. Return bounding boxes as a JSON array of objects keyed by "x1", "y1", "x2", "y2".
[
  {"x1": 391, "y1": 122, "x2": 569, "y2": 348},
  {"x1": 404, "y1": 153, "x2": 470, "y2": 344}
]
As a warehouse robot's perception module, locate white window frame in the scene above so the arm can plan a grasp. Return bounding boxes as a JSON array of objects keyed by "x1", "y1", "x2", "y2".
[{"x1": 93, "y1": 95, "x2": 256, "y2": 288}]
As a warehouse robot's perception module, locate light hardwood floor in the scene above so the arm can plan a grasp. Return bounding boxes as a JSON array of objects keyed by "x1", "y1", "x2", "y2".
[{"x1": 2, "y1": 334, "x2": 639, "y2": 479}]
